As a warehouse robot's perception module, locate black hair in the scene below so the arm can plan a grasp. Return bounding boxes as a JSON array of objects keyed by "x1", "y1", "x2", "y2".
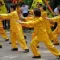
[
  {"x1": 34, "y1": 8, "x2": 41, "y2": 17},
  {"x1": 10, "y1": 5, "x2": 16, "y2": 10},
  {"x1": 43, "y1": 5, "x2": 47, "y2": 11}
]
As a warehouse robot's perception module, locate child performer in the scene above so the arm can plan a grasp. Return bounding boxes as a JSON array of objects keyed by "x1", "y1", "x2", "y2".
[
  {"x1": 0, "y1": 5, "x2": 29, "y2": 52},
  {"x1": 41, "y1": 6, "x2": 59, "y2": 45},
  {"x1": 0, "y1": 1, "x2": 9, "y2": 41},
  {"x1": 16, "y1": 4, "x2": 27, "y2": 39},
  {"x1": 23, "y1": 5, "x2": 59, "y2": 45},
  {"x1": 19, "y1": 8, "x2": 60, "y2": 58},
  {"x1": 46, "y1": 8, "x2": 60, "y2": 35},
  {"x1": 0, "y1": 20, "x2": 9, "y2": 41}
]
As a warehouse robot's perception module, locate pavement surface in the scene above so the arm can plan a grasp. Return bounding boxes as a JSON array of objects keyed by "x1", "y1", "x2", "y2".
[{"x1": 0, "y1": 32, "x2": 60, "y2": 60}]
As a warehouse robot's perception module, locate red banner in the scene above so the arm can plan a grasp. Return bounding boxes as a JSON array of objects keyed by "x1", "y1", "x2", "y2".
[{"x1": 11, "y1": 0, "x2": 23, "y2": 4}]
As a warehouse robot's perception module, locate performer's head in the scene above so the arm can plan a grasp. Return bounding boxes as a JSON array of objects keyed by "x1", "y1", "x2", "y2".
[
  {"x1": 34, "y1": 8, "x2": 41, "y2": 17},
  {"x1": 42, "y1": 5, "x2": 47, "y2": 11},
  {"x1": 10, "y1": 5, "x2": 16, "y2": 12}
]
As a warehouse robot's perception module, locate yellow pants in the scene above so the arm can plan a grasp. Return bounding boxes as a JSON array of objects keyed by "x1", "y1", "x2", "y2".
[
  {"x1": 30, "y1": 31, "x2": 60, "y2": 56},
  {"x1": 48, "y1": 31, "x2": 59, "y2": 44},
  {"x1": 32, "y1": 29, "x2": 59, "y2": 44},
  {"x1": 10, "y1": 29, "x2": 28, "y2": 50},
  {"x1": 0, "y1": 27, "x2": 8, "y2": 40},
  {"x1": 32, "y1": 32, "x2": 36, "y2": 40},
  {"x1": 32, "y1": 33, "x2": 39, "y2": 47}
]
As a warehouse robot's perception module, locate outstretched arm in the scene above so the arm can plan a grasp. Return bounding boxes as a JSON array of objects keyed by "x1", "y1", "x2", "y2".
[
  {"x1": 18, "y1": 18, "x2": 41, "y2": 27},
  {"x1": 0, "y1": 13, "x2": 10, "y2": 20},
  {"x1": 45, "y1": 16, "x2": 60, "y2": 22}
]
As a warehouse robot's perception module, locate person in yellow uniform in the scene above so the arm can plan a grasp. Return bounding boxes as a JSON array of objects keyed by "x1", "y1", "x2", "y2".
[
  {"x1": 16, "y1": 4, "x2": 27, "y2": 40},
  {"x1": 0, "y1": 20, "x2": 9, "y2": 41},
  {"x1": 28, "y1": 3, "x2": 43, "y2": 42},
  {"x1": 0, "y1": 5, "x2": 29, "y2": 52},
  {"x1": 23, "y1": 16, "x2": 39, "y2": 48},
  {"x1": 24, "y1": 5, "x2": 59, "y2": 45},
  {"x1": 19, "y1": 8, "x2": 60, "y2": 58},
  {"x1": 30, "y1": 5, "x2": 59, "y2": 46},
  {"x1": 41, "y1": 6, "x2": 59, "y2": 45},
  {"x1": 0, "y1": 1, "x2": 9, "y2": 41},
  {"x1": 46, "y1": 8, "x2": 60, "y2": 34}
]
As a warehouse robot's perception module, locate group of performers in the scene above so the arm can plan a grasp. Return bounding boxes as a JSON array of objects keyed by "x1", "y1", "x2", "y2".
[{"x1": 0, "y1": 2, "x2": 60, "y2": 59}]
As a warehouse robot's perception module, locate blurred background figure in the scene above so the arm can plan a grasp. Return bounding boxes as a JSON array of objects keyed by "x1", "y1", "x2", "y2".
[
  {"x1": 21, "y1": 2, "x2": 29, "y2": 17},
  {"x1": 54, "y1": 5, "x2": 60, "y2": 16},
  {"x1": 0, "y1": 0, "x2": 7, "y2": 29}
]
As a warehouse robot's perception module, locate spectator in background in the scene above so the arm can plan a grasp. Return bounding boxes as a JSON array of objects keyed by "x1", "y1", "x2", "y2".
[
  {"x1": 54, "y1": 5, "x2": 60, "y2": 16},
  {"x1": 21, "y1": 2, "x2": 29, "y2": 17}
]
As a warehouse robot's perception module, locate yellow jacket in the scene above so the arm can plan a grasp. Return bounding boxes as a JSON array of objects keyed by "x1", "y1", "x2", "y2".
[
  {"x1": 42, "y1": 11, "x2": 52, "y2": 32},
  {"x1": 0, "y1": 0, "x2": 7, "y2": 14},
  {"x1": 0, "y1": 21, "x2": 3, "y2": 27},
  {"x1": 50, "y1": 16, "x2": 60, "y2": 33},
  {"x1": 20, "y1": 17, "x2": 47, "y2": 37},
  {"x1": 0, "y1": 11, "x2": 22, "y2": 32},
  {"x1": 0, "y1": 0, "x2": 7, "y2": 28}
]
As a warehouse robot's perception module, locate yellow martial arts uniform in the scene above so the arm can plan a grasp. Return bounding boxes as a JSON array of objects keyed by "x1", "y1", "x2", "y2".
[
  {"x1": 49, "y1": 16, "x2": 60, "y2": 34},
  {"x1": 20, "y1": 17, "x2": 60, "y2": 57},
  {"x1": 42, "y1": 11, "x2": 59, "y2": 44},
  {"x1": 24, "y1": 16, "x2": 35, "y2": 40},
  {"x1": 0, "y1": 0, "x2": 9, "y2": 41},
  {"x1": 0, "y1": 20, "x2": 8, "y2": 40},
  {"x1": 0, "y1": 11, "x2": 28, "y2": 50},
  {"x1": 24, "y1": 11, "x2": 59, "y2": 45}
]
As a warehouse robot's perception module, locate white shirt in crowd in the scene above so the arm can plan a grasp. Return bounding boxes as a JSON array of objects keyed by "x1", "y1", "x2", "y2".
[
  {"x1": 21, "y1": 5, "x2": 29, "y2": 14},
  {"x1": 54, "y1": 7, "x2": 59, "y2": 15}
]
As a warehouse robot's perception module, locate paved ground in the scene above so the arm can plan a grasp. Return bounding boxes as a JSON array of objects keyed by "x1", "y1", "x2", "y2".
[{"x1": 0, "y1": 32, "x2": 60, "y2": 60}]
